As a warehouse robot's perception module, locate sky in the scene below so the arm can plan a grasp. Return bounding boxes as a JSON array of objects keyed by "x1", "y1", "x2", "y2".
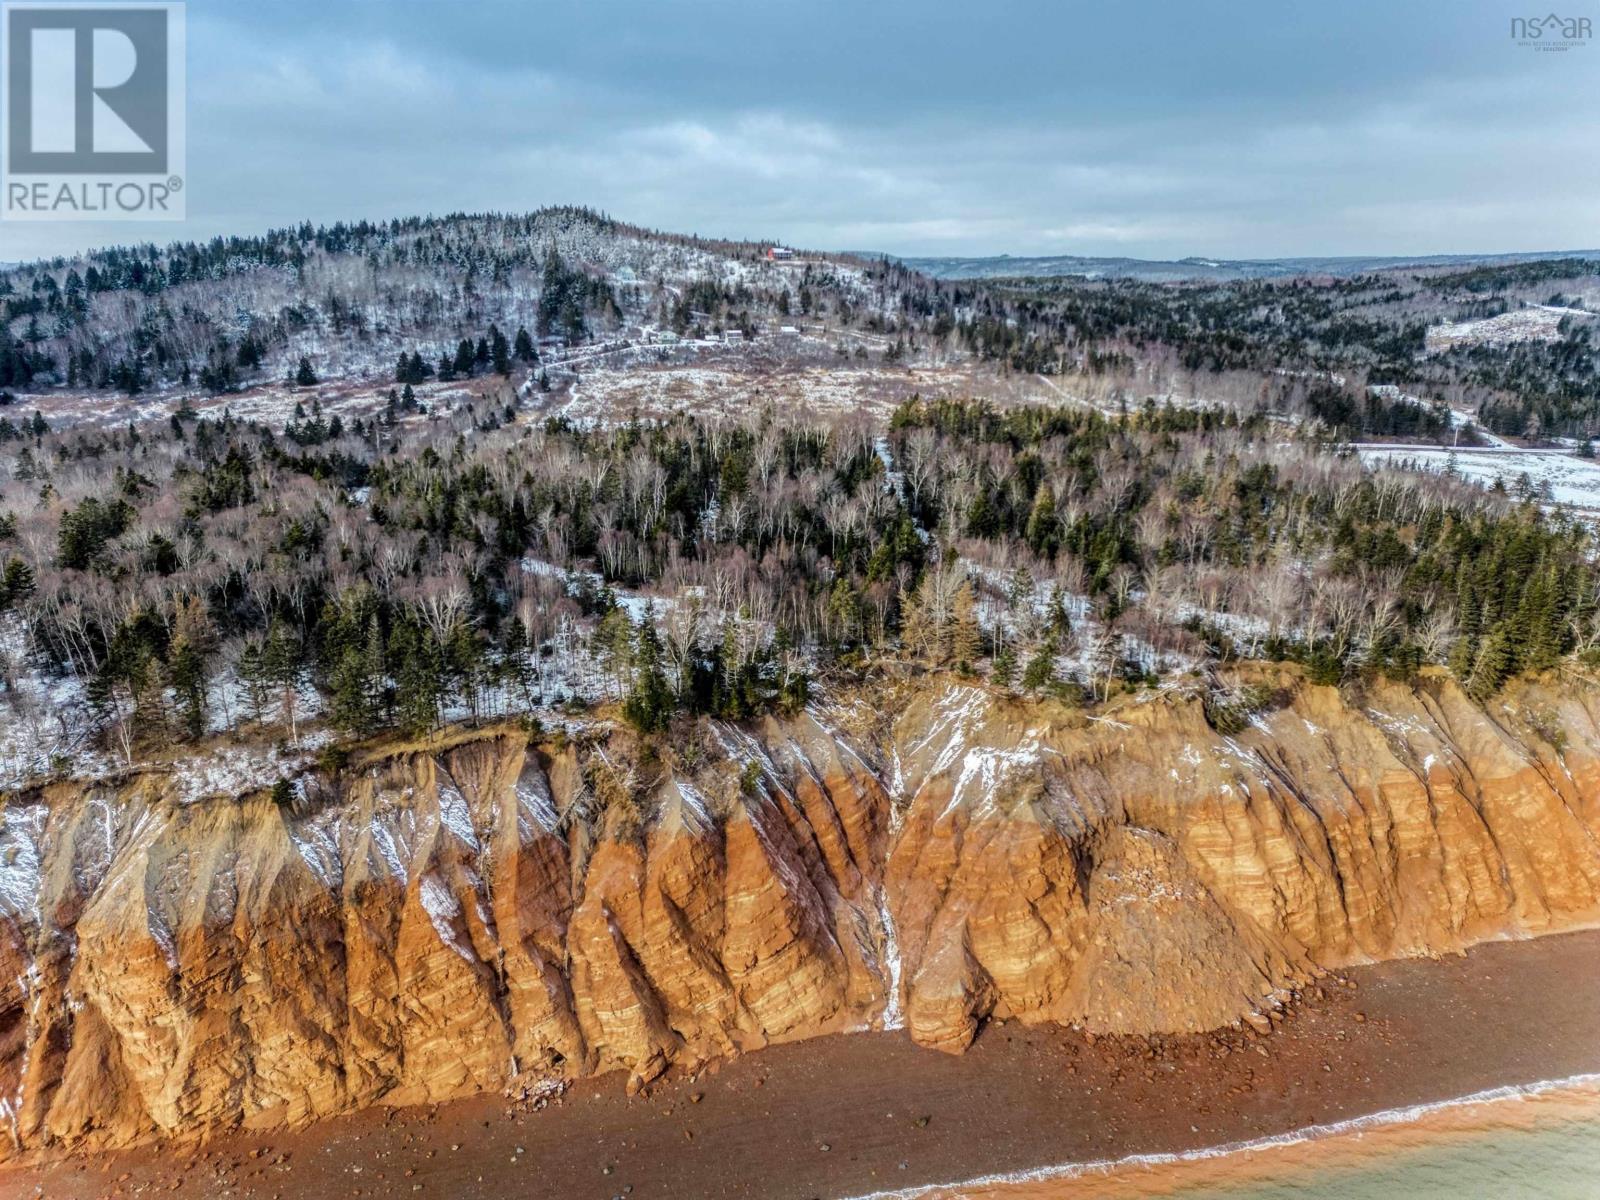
[{"x1": 3, "y1": 0, "x2": 1599, "y2": 262}]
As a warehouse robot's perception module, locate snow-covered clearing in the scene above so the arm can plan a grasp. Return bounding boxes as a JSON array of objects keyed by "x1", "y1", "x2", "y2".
[
  {"x1": 16, "y1": 372, "x2": 488, "y2": 437},
  {"x1": 546, "y1": 357, "x2": 977, "y2": 427},
  {"x1": 1351, "y1": 388, "x2": 1600, "y2": 510},
  {"x1": 1425, "y1": 304, "x2": 1595, "y2": 352},
  {"x1": 1358, "y1": 445, "x2": 1600, "y2": 513}
]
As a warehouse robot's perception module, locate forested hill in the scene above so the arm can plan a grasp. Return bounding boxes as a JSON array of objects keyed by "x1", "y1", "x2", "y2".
[
  {"x1": 0, "y1": 207, "x2": 884, "y2": 395},
  {"x1": 898, "y1": 248, "x2": 1600, "y2": 283},
  {"x1": 6, "y1": 208, "x2": 1600, "y2": 439}
]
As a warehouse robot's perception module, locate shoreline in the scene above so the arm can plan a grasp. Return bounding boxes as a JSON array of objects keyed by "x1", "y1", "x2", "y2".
[
  {"x1": 5, "y1": 928, "x2": 1600, "y2": 1199},
  {"x1": 844, "y1": 1072, "x2": 1600, "y2": 1199}
]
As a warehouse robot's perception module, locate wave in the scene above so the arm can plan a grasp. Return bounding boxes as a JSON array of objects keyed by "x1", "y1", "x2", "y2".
[{"x1": 842, "y1": 1073, "x2": 1600, "y2": 1200}]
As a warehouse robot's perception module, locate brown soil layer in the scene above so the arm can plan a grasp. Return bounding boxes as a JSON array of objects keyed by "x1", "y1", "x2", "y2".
[{"x1": 5, "y1": 927, "x2": 1599, "y2": 1200}]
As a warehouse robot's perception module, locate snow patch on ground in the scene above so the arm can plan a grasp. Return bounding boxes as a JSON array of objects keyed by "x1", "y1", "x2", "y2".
[
  {"x1": 367, "y1": 811, "x2": 415, "y2": 885},
  {"x1": 876, "y1": 885, "x2": 905, "y2": 1031},
  {"x1": 1359, "y1": 445, "x2": 1600, "y2": 513},
  {"x1": 435, "y1": 778, "x2": 481, "y2": 851},
  {"x1": 670, "y1": 776, "x2": 715, "y2": 835},
  {"x1": 418, "y1": 873, "x2": 475, "y2": 963},
  {"x1": 289, "y1": 805, "x2": 343, "y2": 890},
  {"x1": 0, "y1": 802, "x2": 48, "y2": 925},
  {"x1": 1426, "y1": 305, "x2": 1594, "y2": 351},
  {"x1": 905, "y1": 685, "x2": 994, "y2": 785},
  {"x1": 947, "y1": 737, "x2": 1050, "y2": 820},
  {"x1": 515, "y1": 771, "x2": 560, "y2": 838},
  {"x1": 167, "y1": 739, "x2": 325, "y2": 806}
]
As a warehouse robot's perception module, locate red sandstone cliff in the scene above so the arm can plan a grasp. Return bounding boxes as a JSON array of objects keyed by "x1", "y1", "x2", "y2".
[{"x1": 2, "y1": 668, "x2": 1598, "y2": 1159}]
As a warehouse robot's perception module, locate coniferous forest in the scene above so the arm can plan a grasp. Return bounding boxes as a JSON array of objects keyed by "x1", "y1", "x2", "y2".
[{"x1": 0, "y1": 210, "x2": 1597, "y2": 779}]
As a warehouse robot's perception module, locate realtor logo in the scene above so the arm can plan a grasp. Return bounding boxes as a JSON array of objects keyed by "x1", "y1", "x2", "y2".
[
  {"x1": 2, "y1": 2, "x2": 185, "y2": 220},
  {"x1": 1510, "y1": 12, "x2": 1592, "y2": 50}
]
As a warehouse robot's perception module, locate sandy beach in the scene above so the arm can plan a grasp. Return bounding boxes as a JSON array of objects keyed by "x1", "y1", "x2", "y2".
[{"x1": 5, "y1": 928, "x2": 1599, "y2": 1200}]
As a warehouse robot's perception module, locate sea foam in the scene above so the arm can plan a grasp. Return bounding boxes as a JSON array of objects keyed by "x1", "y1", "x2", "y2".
[{"x1": 843, "y1": 1073, "x2": 1600, "y2": 1200}]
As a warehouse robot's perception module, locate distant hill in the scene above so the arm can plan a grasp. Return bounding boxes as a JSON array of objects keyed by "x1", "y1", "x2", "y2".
[
  {"x1": 891, "y1": 249, "x2": 1600, "y2": 283},
  {"x1": 0, "y1": 208, "x2": 878, "y2": 393}
]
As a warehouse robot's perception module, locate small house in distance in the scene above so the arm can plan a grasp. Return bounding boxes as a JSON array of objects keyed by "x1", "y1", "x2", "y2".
[{"x1": 766, "y1": 246, "x2": 796, "y2": 261}]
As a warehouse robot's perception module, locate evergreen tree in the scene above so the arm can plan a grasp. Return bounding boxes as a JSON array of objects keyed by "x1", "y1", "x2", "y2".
[
  {"x1": 1519, "y1": 565, "x2": 1565, "y2": 672},
  {"x1": 594, "y1": 605, "x2": 634, "y2": 692},
  {"x1": 167, "y1": 632, "x2": 207, "y2": 739},
  {"x1": 57, "y1": 496, "x2": 134, "y2": 570},
  {"x1": 1448, "y1": 633, "x2": 1477, "y2": 684},
  {"x1": 262, "y1": 621, "x2": 305, "y2": 744},
  {"x1": 991, "y1": 643, "x2": 1018, "y2": 689},
  {"x1": 89, "y1": 611, "x2": 164, "y2": 761},
  {"x1": 1006, "y1": 566, "x2": 1034, "y2": 617},
  {"x1": 0, "y1": 556, "x2": 35, "y2": 610},
  {"x1": 166, "y1": 596, "x2": 215, "y2": 740},
  {"x1": 446, "y1": 622, "x2": 485, "y2": 720},
  {"x1": 951, "y1": 578, "x2": 980, "y2": 672},
  {"x1": 1467, "y1": 629, "x2": 1512, "y2": 703},
  {"x1": 239, "y1": 638, "x2": 270, "y2": 724},
  {"x1": 1046, "y1": 584, "x2": 1073, "y2": 639},
  {"x1": 329, "y1": 637, "x2": 379, "y2": 734},
  {"x1": 1456, "y1": 563, "x2": 1482, "y2": 640},
  {"x1": 500, "y1": 618, "x2": 538, "y2": 710},
  {"x1": 1025, "y1": 482, "x2": 1058, "y2": 557},
  {"x1": 392, "y1": 620, "x2": 443, "y2": 736},
  {"x1": 623, "y1": 620, "x2": 673, "y2": 733},
  {"x1": 294, "y1": 356, "x2": 317, "y2": 386},
  {"x1": 490, "y1": 325, "x2": 511, "y2": 376},
  {"x1": 1022, "y1": 635, "x2": 1057, "y2": 693},
  {"x1": 827, "y1": 577, "x2": 861, "y2": 647}
]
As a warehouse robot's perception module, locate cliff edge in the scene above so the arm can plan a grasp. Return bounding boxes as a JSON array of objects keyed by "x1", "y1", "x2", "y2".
[{"x1": 2, "y1": 668, "x2": 1598, "y2": 1159}]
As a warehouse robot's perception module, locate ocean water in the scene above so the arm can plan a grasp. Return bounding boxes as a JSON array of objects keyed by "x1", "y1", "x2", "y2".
[
  {"x1": 1166, "y1": 1108, "x2": 1600, "y2": 1200},
  {"x1": 854, "y1": 1077, "x2": 1600, "y2": 1200}
]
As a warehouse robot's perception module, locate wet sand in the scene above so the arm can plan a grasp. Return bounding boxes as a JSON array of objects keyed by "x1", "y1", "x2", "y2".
[
  {"x1": 5, "y1": 928, "x2": 1599, "y2": 1200},
  {"x1": 932, "y1": 1077, "x2": 1600, "y2": 1200}
]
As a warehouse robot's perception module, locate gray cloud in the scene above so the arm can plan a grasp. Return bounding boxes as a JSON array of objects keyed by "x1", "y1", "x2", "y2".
[{"x1": 4, "y1": 0, "x2": 1597, "y2": 261}]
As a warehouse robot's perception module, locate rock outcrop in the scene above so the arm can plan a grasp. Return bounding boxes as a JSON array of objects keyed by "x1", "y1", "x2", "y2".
[{"x1": 3, "y1": 668, "x2": 1599, "y2": 1159}]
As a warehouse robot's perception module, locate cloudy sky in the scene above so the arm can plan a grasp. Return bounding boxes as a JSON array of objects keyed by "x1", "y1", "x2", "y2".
[{"x1": 7, "y1": 0, "x2": 1599, "y2": 261}]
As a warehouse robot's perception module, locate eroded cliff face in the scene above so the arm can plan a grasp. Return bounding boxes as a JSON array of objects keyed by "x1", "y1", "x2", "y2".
[{"x1": 2, "y1": 669, "x2": 1599, "y2": 1159}]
